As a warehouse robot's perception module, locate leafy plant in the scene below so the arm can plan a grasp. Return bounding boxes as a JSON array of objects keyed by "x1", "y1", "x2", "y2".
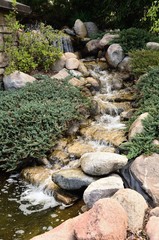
[
  {"x1": 0, "y1": 76, "x2": 90, "y2": 172},
  {"x1": 144, "y1": 1, "x2": 159, "y2": 33},
  {"x1": 121, "y1": 67, "x2": 159, "y2": 159},
  {"x1": 129, "y1": 49, "x2": 159, "y2": 77},
  {"x1": 111, "y1": 28, "x2": 159, "y2": 53}
]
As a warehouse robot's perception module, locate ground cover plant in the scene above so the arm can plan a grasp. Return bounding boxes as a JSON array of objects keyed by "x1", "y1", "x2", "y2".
[
  {"x1": 0, "y1": 76, "x2": 90, "y2": 172},
  {"x1": 121, "y1": 67, "x2": 159, "y2": 159}
]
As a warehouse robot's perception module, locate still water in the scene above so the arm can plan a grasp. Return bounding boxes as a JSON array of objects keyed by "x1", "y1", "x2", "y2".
[{"x1": 0, "y1": 172, "x2": 83, "y2": 240}]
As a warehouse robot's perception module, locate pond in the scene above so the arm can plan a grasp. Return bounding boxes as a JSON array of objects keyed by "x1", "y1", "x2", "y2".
[{"x1": 0, "y1": 172, "x2": 83, "y2": 240}]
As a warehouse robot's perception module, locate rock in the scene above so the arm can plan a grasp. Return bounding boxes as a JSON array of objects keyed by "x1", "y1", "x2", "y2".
[
  {"x1": 0, "y1": 52, "x2": 8, "y2": 68},
  {"x1": 74, "y1": 198, "x2": 128, "y2": 240},
  {"x1": 52, "y1": 68, "x2": 70, "y2": 80},
  {"x1": 118, "y1": 56, "x2": 132, "y2": 73},
  {"x1": 120, "y1": 109, "x2": 136, "y2": 121},
  {"x1": 65, "y1": 58, "x2": 80, "y2": 70},
  {"x1": 80, "y1": 125, "x2": 126, "y2": 146},
  {"x1": 52, "y1": 54, "x2": 66, "y2": 72},
  {"x1": 146, "y1": 42, "x2": 159, "y2": 50},
  {"x1": 112, "y1": 189, "x2": 148, "y2": 233},
  {"x1": 3, "y1": 71, "x2": 36, "y2": 90},
  {"x1": 150, "y1": 207, "x2": 159, "y2": 217},
  {"x1": 80, "y1": 152, "x2": 128, "y2": 176},
  {"x1": 128, "y1": 112, "x2": 149, "y2": 140},
  {"x1": 31, "y1": 198, "x2": 127, "y2": 240},
  {"x1": 30, "y1": 218, "x2": 78, "y2": 240},
  {"x1": 69, "y1": 70, "x2": 83, "y2": 78},
  {"x1": 21, "y1": 166, "x2": 78, "y2": 205},
  {"x1": 64, "y1": 52, "x2": 78, "y2": 59},
  {"x1": 106, "y1": 88, "x2": 135, "y2": 102},
  {"x1": 74, "y1": 19, "x2": 87, "y2": 38},
  {"x1": 146, "y1": 216, "x2": 159, "y2": 240},
  {"x1": 99, "y1": 33, "x2": 119, "y2": 48},
  {"x1": 78, "y1": 62, "x2": 89, "y2": 77},
  {"x1": 86, "y1": 77, "x2": 99, "y2": 87},
  {"x1": 130, "y1": 153, "x2": 159, "y2": 206},
  {"x1": 52, "y1": 168, "x2": 97, "y2": 190},
  {"x1": 68, "y1": 77, "x2": 86, "y2": 87},
  {"x1": 83, "y1": 174, "x2": 124, "y2": 208},
  {"x1": 85, "y1": 39, "x2": 101, "y2": 53},
  {"x1": 106, "y1": 44, "x2": 124, "y2": 68},
  {"x1": 0, "y1": 68, "x2": 4, "y2": 75},
  {"x1": 84, "y1": 22, "x2": 98, "y2": 38}
]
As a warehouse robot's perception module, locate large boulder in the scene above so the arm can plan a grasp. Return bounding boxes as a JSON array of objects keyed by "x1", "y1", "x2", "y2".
[
  {"x1": 85, "y1": 39, "x2": 101, "y2": 53},
  {"x1": 112, "y1": 189, "x2": 148, "y2": 233},
  {"x1": 146, "y1": 216, "x2": 159, "y2": 240},
  {"x1": 130, "y1": 153, "x2": 159, "y2": 206},
  {"x1": 128, "y1": 112, "x2": 149, "y2": 140},
  {"x1": 84, "y1": 22, "x2": 98, "y2": 38},
  {"x1": 52, "y1": 168, "x2": 97, "y2": 190},
  {"x1": 31, "y1": 198, "x2": 128, "y2": 240},
  {"x1": 74, "y1": 19, "x2": 87, "y2": 38},
  {"x1": 118, "y1": 56, "x2": 132, "y2": 73},
  {"x1": 83, "y1": 174, "x2": 124, "y2": 208},
  {"x1": 74, "y1": 198, "x2": 128, "y2": 240},
  {"x1": 99, "y1": 33, "x2": 119, "y2": 48},
  {"x1": 105, "y1": 44, "x2": 124, "y2": 68},
  {"x1": 80, "y1": 152, "x2": 128, "y2": 176},
  {"x1": 3, "y1": 71, "x2": 36, "y2": 90}
]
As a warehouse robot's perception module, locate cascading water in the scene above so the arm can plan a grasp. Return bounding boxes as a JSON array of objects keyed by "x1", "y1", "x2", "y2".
[{"x1": 0, "y1": 64, "x2": 128, "y2": 240}]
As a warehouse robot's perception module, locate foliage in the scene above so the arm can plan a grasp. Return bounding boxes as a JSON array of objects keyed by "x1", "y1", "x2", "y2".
[
  {"x1": 129, "y1": 49, "x2": 159, "y2": 77},
  {"x1": 111, "y1": 28, "x2": 159, "y2": 53},
  {"x1": 4, "y1": 14, "x2": 63, "y2": 74},
  {"x1": 144, "y1": 1, "x2": 159, "y2": 33},
  {"x1": 0, "y1": 75, "x2": 90, "y2": 172},
  {"x1": 121, "y1": 67, "x2": 159, "y2": 159},
  {"x1": 18, "y1": 0, "x2": 154, "y2": 29}
]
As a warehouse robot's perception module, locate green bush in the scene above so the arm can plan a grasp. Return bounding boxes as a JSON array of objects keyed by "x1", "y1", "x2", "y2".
[
  {"x1": 4, "y1": 22, "x2": 63, "y2": 75},
  {"x1": 130, "y1": 49, "x2": 159, "y2": 77},
  {"x1": 121, "y1": 67, "x2": 159, "y2": 159},
  {"x1": 111, "y1": 28, "x2": 159, "y2": 53},
  {"x1": 0, "y1": 76, "x2": 90, "y2": 172}
]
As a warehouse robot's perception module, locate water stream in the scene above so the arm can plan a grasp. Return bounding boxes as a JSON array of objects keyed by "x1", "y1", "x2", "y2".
[{"x1": 0, "y1": 66, "x2": 128, "y2": 239}]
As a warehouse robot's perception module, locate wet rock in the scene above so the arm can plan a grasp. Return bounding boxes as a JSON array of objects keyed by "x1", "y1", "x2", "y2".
[
  {"x1": 99, "y1": 33, "x2": 119, "y2": 48},
  {"x1": 106, "y1": 44, "x2": 124, "y2": 68},
  {"x1": 80, "y1": 125, "x2": 126, "y2": 146},
  {"x1": 118, "y1": 56, "x2": 132, "y2": 73},
  {"x1": 84, "y1": 22, "x2": 98, "y2": 38},
  {"x1": 78, "y1": 62, "x2": 89, "y2": 77},
  {"x1": 50, "y1": 149, "x2": 69, "y2": 164},
  {"x1": 146, "y1": 216, "x2": 159, "y2": 240},
  {"x1": 106, "y1": 88, "x2": 135, "y2": 102},
  {"x1": 128, "y1": 112, "x2": 149, "y2": 140},
  {"x1": 74, "y1": 19, "x2": 87, "y2": 38},
  {"x1": 83, "y1": 174, "x2": 124, "y2": 208},
  {"x1": 80, "y1": 152, "x2": 128, "y2": 176},
  {"x1": 69, "y1": 70, "x2": 83, "y2": 78},
  {"x1": 130, "y1": 153, "x2": 159, "y2": 206},
  {"x1": 86, "y1": 77, "x2": 99, "y2": 87},
  {"x1": 65, "y1": 58, "x2": 80, "y2": 70},
  {"x1": 52, "y1": 54, "x2": 66, "y2": 72},
  {"x1": 120, "y1": 109, "x2": 136, "y2": 121},
  {"x1": 112, "y1": 189, "x2": 148, "y2": 233},
  {"x1": 52, "y1": 68, "x2": 70, "y2": 80},
  {"x1": 74, "y1": 198, "x2": 128, "y2": 240},
  {"x1": 146, "y1": 42, "x2": 159, "y2": 50},
  {"x1": 52, "y1": 168, "x2": 97, "y2": 190},
  {"x1": 3, "y1": 71, "x2": 36, "y2": 90}
]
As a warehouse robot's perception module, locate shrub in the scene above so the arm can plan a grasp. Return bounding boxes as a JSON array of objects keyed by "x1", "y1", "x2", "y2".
[
  {"x1": 0, "y1": 76, "x2": 90, "y2": 172},
  {"x1": 121, "y1": 67, "x2": 159, "y2": 159},
  {"x1": 4, "y1": 21, "x2": 63, "y2": 74},
  {"x1": 111, "y1": 28, "x2": 159, "y2": 53},
  {"x1": 129, "y1": 49, "x2": 159, "y2": 77}
]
